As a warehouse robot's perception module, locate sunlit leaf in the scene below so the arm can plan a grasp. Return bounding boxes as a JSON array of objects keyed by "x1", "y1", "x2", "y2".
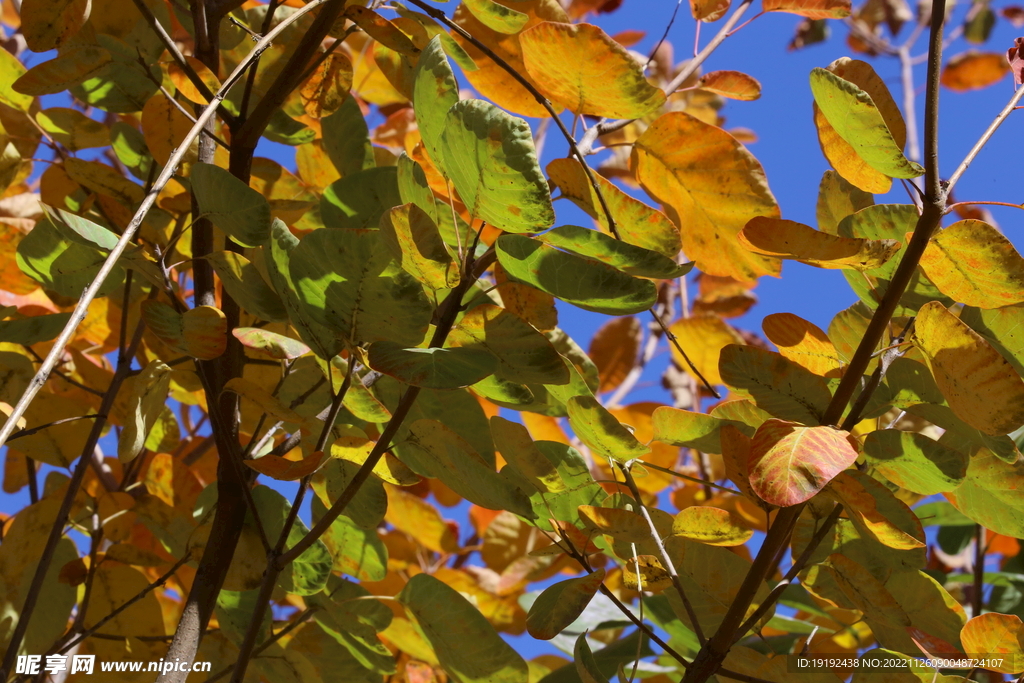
[
  {"x1": 537, "y1": 225, "x2": 692, "y2": 279},
  {"x1": 205, "y1": 250, "x2": 289, "y2": 323},
  {"x1": 699, "y1": 71, "x2": 762, "y2": 100},
  {"x1": 762, "y1": 312, "x2": 843, "y2": 377},
  {"x1": 763, "y1": 0, "x2": 851, "y2": 18},
  {"x1": 918, "y1": 219, "x2": 1024, "y2": 308},
  {"x1": 826, "y1": 470, "x2": 926, "y2": 549},
  {"x1": 739, "y1": 216, "x2": 899, "y2": 270},
  {"x1": 862, "y1": 429, "x2": 967, "y2": 495},
  {"x1": 816, "y1": 169, "x2": 873, "y2": 235},
  {"x1": 245, "y1": 450, "x2": 326, "y2": 481},
  {"x1": 191, "y1": 163, "x2": 272, "y2": 248},
  {"x1": 672, "y1": 506, "x2": 753, "y2": 547},
  {"x1": 36, "y1": 108, "x2": 109, "y2": 151},
  {"x1": 577, "y1": 504, "x2": 649, "y2": 542},
  {"x1": 652, "y1": 406, "x2": 753, "y2": 453},
  {"x1": 520, "y1": 22, "x2": 665, "y2": 118},
  {"x1": 379, "y1": 202, "x2": 459, "y2": 290},
  {"x1": 941, "y1": 51, "x2": 1010, "y2": 92},
  {"x1": 719, "y1": 345, "x2": 833, "y2": 425},
  {"x1": 566, "y1": 395, "x2": 651, "y2": 462},
  {"x1": 667, "y1": 315, "x2": 745, "y2": 386},
  {"x1": 589, "y1": 316, "x2": 642, "y2": 393},
  {"x1": 912, "y1": 300, "x2": 1024, "y2": 436},
  {"x1": 0, "y1": 48, "x2": 32, "y2": 112},
  {"x1": 946, "y1": 447, "x2": 1024, "y2": 537},
  {"x1": 959, "y1": 613, "x2": 1024, "y2": 673},
  {"x1": 633, "y1": 111, "x2": 781, "y2": 281},
  {"x1": 118, "y1": 360, "x2": 172, "y2": 463},
  {"x1": 233, "y1": 327, "x2": 310, "y2": 360},
  {"x1": 748, "y1": 419, "x2": 858, "y2": 507}
]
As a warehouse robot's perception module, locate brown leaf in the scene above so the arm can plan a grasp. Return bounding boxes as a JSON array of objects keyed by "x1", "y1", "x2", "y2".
[
  {"x1": 941, "y1": 51, "x2": 1011, "y2": 91},
  {"x1": 1008, "y1": 38, "x2": 1024, "y2": 86},
  {"x1": 588, "y1": 316, "x2": 642, "y2": 393}
]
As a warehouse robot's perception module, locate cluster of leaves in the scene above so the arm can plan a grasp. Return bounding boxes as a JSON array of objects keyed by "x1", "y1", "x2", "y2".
[{"x1": 1, "y1": 0, "x2": 1024, "y2": 682}]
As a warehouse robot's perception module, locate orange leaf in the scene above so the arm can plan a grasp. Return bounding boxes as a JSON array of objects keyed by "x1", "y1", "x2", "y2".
[
  {"x1": 826, "y1": 470, "x2": 926, "y2": 550},
  {"x1": 299, "y1": 53, "x2": 353, "y2": 119},
  {"x1": 588, "y1": 316, "x2": 641, "y2": 393},
  {"x1": 763, "y1": 0, "x2": 851, "y2": 18},
  {"x1": 699, "y1": 71, "x2": 762, "y2": 101},
  {"x1": 748, "y1": 419, "x2": 858, "y2": 507},
  {"x1": 762, "y1": 312, "x2": 843, "y2": 377},
  {"x1": 578, "y1": 504, "x2": 649, "y2": 543},
  {"x1": 960, "y1": 613, "x2": 1024, "y2": 673},
  {"x1": 739, "y1": 216, "x2": 900, "y2": 270},
  {"x1": 668, "y1": 315, "x2": 745, "y2": 386},
  {"x1": 244, "y1": 450, "x2": 327, "y2": 481},
  {"x1": 941, "y1": 51, "x2": 1011, "y2": 92},
  {"x1": 167, "y1": 56, "x2": 221, "y2": 104},
  {"x1": 690, "y1": 0, "x2": 729, "y2": 21}
]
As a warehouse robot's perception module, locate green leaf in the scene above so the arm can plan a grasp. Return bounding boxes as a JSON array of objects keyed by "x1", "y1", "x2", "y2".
[
  {"x1": 16, "y1": 217, "x2": 125, "y2": 298},
  {"x1": 400, "y1": 419, "x2": 535, "y2": 518},
  {"x1": 946, "y1": 447, "x2": 1024, "y2": 537},
  {"x1": 439, "y1": 99, "x2": 554, "y2": 233},
  {"x1": 311, "y1": 458, "x2": 387, "y2": 531},
  {"x1": 505, "y1": 441, "x2": 606, "y2": 530},
  {"x1": 537, "y1": 225, "x2": 692, "y2": 279},
  {"x1": 527, "y1": 570, "x2": 606, "y2": 641},
  {"x1": 398, "y1": 573, "x2": 530, "y2": 683},
  {"x1": 310, "y1": 576, "x2": 395, "y2": 675},
  {"x1": 463, "y1": 0, "x2": 529, "y2": 33},
  {"x1": 110, "y1": 122, "x2": 155, "y2": 181},
  {"x1": 0, "y1": 47, "x2": 31, "y2": 111},
  {"x1": 233, "y1": 327, "x2": 310, "y2": 360},
  {"x1": 206, "y1": 250, "x2": 289, "y2": 323},
  {"x1": 311, "y1": 496, "x2": 387, "y2": 582},
  {"x1": 566, "y1": 395, "x2": 651, "y2": 462},
  {"x1": 863, "y1": 429, "x2": 967, "y2": 495},
  {"x1": 118, "y1": 360, "x2": 172, "y2": 463},
  {"x1": 288, "y1": 227, "x2": 432, "y2": 346},
  {"x1": 250, "y1": 486, "x2": 332, "y2": 595},
  {"x1": 321, "y1": 83, "x2": 375, "y2": 177},
  {"x1": 43, "y1": 205, "x2": 119, "y2": 250},
  {"x1": 70, "y1": 35, "x2": 160, "y2": 113},
  {"x1": 264, "y1": 109, "x2": 316, "y2": 146},
  {"x1": 651, "y1": 406, "x2": 754, "y2": 453},
  {"x1": 496, "y1": 235, "x2": 657, "y2": 315},
  {"x1": 0, "y1": 312, "x2": 71, "y2": 345},
  {"x1": 913, "y1": 501, "x2": 975, "y2": 527},
  {"x1": 36, "y1": 107, "x2": 110, "y2": 151},
  {"x1": 907, "y1": 403, "x2": 1022, "y2": 464},
  {"x1": 961, "y1": 303, "x2": 1024, "y2": 377},
  {"x1": 718, "y1": 345, "x2": 833, "y2": 425},
  {"x1": 379, "y1": 202, "x2": 459, "y2": 290},
  {"x1": 809, "y1": 67, "x2": 924, "y2": 180},
  {"x1": 265, "y1": 219, "x2": 344, "y2": 360},
  {"x1": 367, "y1": 341, "x2": 498, "y2": 389},
  {"x1": 321, "y1": 167, "x2": 401, "y2": 231},
  {"x1": 190, "y1": 162, "x2": 272, "y2": 248},
  {"x1": 574, "y1": 634, "x2": 611, "y2": 683},
  {"x1": 413, "y1": 36, "x2": 459, "y2": 170},
  {"x1": 447, "y1": 304, "x2": 569, "y2": 385},
  {"x1": 288, "y1": 618, "x2": 384, "y2": 683}
]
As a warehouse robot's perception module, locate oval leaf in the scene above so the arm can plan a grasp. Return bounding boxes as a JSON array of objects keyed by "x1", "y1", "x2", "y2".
[
  {"x1": 566, "y1": 395, "x2": 651, "y2": 462},
  {"x1": 526, "y1": 569, "x2": 606, "y2": 640},
  {"x1": 367, "y1": 341, "x2": 498, "y2": 389}
]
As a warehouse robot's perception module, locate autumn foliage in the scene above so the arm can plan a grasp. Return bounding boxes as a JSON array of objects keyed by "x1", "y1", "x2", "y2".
[{"x1": 1, "y1": 0, "x2": 1024, "y2": 682}]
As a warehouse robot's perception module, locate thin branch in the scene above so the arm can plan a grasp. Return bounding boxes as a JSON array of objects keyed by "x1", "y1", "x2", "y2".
[
  {"x1": 204, "y1": 606, "x2": 318, "y2": 683},
  {"x1": 641, "y1": 461, "x2": 741, "y2": 495},
  {"x1": 0, "y1": 0, "x2": 333, "y2": 453},
  {"x1": 649, "y1": 305, "x2": 720, "y2": 398},
  {"x1": 645, "y1": 0, "x2": 685, "y2": 71},
  {"x1": 7, "y1": 414, "x2": 102, "y2": 442},
  {"x1": 973, "y1": 524, "x2": 985, "y2": 618},
  {"x1": 945, "y1": 200, "x2": 1024, "y2": 214},
  {"x1": 619, "y1": 463, "x2": 706, "y2": 645},
  {"x1": 899, "y1": 46, "x2": 921, "y2": 164}
]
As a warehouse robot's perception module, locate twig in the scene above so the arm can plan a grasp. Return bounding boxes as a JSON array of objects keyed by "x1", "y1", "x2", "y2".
[
  {"x1": 638, "y1": 462, "x2": 741, "y2": 496},
  {"x1": 619, "y1": 463, "x2": 706, "y2": 645},
  {"x1": 649, "y1": 305, "x2": 720, "y2": 398},
  {"x1": 973, "y1": 524, "x2": 985, "y2": 617},
  {"x1": 645, "y1": 0, "x2": 685, "y2": 71},
  {"x1": 945, "y1": 200, "x2": 1024, "y2": 215},
  {"x1": 7, "y1": 414, "x2": 102, "y2": 442},
  {"x1": 0, "y1": 0, "x2": 332, "y2": 453}
]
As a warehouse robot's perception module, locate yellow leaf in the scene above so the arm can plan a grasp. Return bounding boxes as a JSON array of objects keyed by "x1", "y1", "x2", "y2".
[
  {"x1": 245, "y1": 450, "x2": 327, "y2": 481},
  {"x1": 633, "y1": 112, "x2": 781, "y2": 281},
  {"x1": 762, "y1": 312, "x2": 843, "y2": 377},
  {"x1": 118, "y1": 360, "x2": 172, "y2": 463},
  {"x1": 141, "y1": 301, "x2": 227, "y2": 360},
  {"x1": 141, "y1": 92, "x2": 199, "y2": 170},
  {"x1": 623, "y1": 554, "x2": 673, "y2": 592},
  {"x1": 739, "y1": 216, "x2": 900, "y2": 270},
  {"x1": 668, "y1": 315, "x2": 745, "y2": 386},
  {"x1": 912, "y1": 301, "x2": 1024, "y2": 435},
  {"x1": 577, "y1": 504, "x2": 649, "y2": 543},
  {"x1": 35, "y1": 108, "x2": 109, "y2": 151},
  {"x1": 546, "y1": 157, "x2": 680, "y2": 258},
  {"x1": 1, "y1": 392, "x2": 94, "y2": 467},
  {"x1": 812, "y1": 58, "x2": 906, "y2": 194},
  {"x1": 918, "y1": 219, "x2": 1024, "y2": 308},
  {"x1": 960, "y1": 613, "x2": 1024, "y2": 673},
  {"x1": 63, "y1": 157, "x2": 144, "y2": 207},
  {"x1": 520, "y1": 22, "x2": 665, "y2": 118},
  {"x1": 299, "y1": 53, "x2": 353, "y2": 119},
  {"x1": 331, "y1": 426, "x2": 420, "y2": 486},
  {"x1": 588, "y1": 316, "x2": 641, "y2": 394},
  {"x1": 826, "y1": 471, "x2": 926, "y2": 550},
  {"x1": 941, "y1": 51, "x2": 1011, "y2": 92},
  {"x1": 699, "y1": 71, "x2": 762, "y2": 100},
  {"x1": 763, "y1": 0, "x2": 850, "y2": 18},
  {"x1": 672, "y1": 506, "x2": 752, "y2": 546},
  {"x1": 385, "y1": 485, "x2": 460, "y2": 554},
  {"x1": 167, "y1": 56, "x2": 222, "y2": 105}
]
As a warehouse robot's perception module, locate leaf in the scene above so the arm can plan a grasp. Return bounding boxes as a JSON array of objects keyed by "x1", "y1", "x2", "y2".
[
  {"x1": 912, "y1": 300, "x2": 1024, "y2": 436},
  {"x1": 233, "y1": 327, "x2": 310, "y2": 360},
  {"x1": 118, "y1": 360, "x2": 172, "y2": 463},
  {"x1": 862, "y1": 429, "x2": 967, "y2": 495},
  {"x1": 0, "y1": 312, "x2": 71, "y2": 345},
  {"x1": 190, "y1": 163, "x2": 272, "y2": 248},
  {"x1": 719, "y1": 345, "x2": 833, "y2": 425},
  {"x1": 463, "y1": 0, "x2": 529, "y2": 33},
  {"x1": 413, "y1": 36, "x2": 460, "y2": 169},
  {"x1": 739, "y1": 216, "x2": 899, "y2": 270},
  {"x1": 577, "y1": 504, "x2": 649, "y2": 542},
  {"x1": 398, "y1": 573, "x2": 530, "y2": 683},
  {"x1": 223, "y1": 377, "x2": 305, "y2": 425},
  {"x1": 818, "y1": 553, "x2": 910, "y2": 626},
  {"x1": 918, "y1": 219, "x2": 1024, "y2": 308},
  {"x1": 941, "y1": 51, "x2": 1010, "y2": 92},
  {"x1": 574, "y1": 634, "x2": 612, "y2": 683},
  {"x1": 816, "y1": 169, "x2": 874, "y2": 236},
  {"x1": 537, "y1": 226, "x2": 692, "y2": 279},
  {"x1": 652, "y1": 406, "x2": 753, "y2": 453},
  {"x1": 672, "y1": 506, "x2": 753, "y2": 546},
  {"x1": 547, "y1": 158, "x2": 680, "y2": 258},
  {"x1": 0, "y1": 393, "x2": 94, "y2": 467},
  {"x1": 36, "y1": 108, "x2": 110, "y2": 151},
  {"x1": 205, "y1": 251, "x2": 289, "y2": 323},
  {"x1": 43, "y1": 205, "x2": 118, "y2": 251},
  {"x1": 959, "y1": 614, "x2": 1024, "y2": 673},
  {"x1": 762, "y1": 312, "x2": 844, "y2": 377},
  {"x1": 527, "y1": 569, "x2": 606, "y2": 640},
  {"x1": 288, "y1": 227, "x2": 432, "y2": 347},
  {"x1": 330, "y1": 426, "x2": 419, "y2": 486},
  {"x1": 589, "y1": 316, "x2": 641, "y2": 393},
  {"x1": 946, "y1": 447, "x2": 1024, "y2": 537},
  {"x1": 439, "y1": 99, "x2": 554, "y2": 233},
  {"x1": 19, "y1": 0, "x2": 90, "y2": 51},
  {"x1": 0, "y1": 48, "x2": 32, "y2": 112},
  {"x1": 168, "y1": 55, "x2": 221, "y2": 105},
  {"x1": 446, "y1": 304, "x2": 568, "y2": 385},
  {"x1": 13, "y1": 46, "x2": 111, "y2": 97},
  {"x1": 140, "y1": 301, "x2": 227, "y2": 360},
  {"x1": 401, "y1": 419, "x2": 534, "y2": 518},
  {"x1": 251, "y1": 486, "x2": 332, "y2": 596},
  {"x1": 311, "y1": 456, "x2": 387, "y2": 531},
  {"x1": 699, "y1": 71, "x2": 762, "y2": 100},
  {"x1": 690, "y1": 0, "x2": 729, "y2": 21},
  {"x1": 826, "y1": 470, "x2": 926, "y2": 549},
  {"x1": 17, "y1": 217, "x2": 124, "y2": 298},
  {"x1": 245, "y1": 450, "x2": 326, "y2": 481},
  {"x1": 748, "y1": 419, "x2": 858, "y2": 507},
  {"x1": 379, "y1": 202, "x2": 459, "y2": 290},
  {"x1": 495, "y1": 234, "x2": 657, "y2": 315},
  {"x1": 632, "y1": 111, "x2": 781, "y2": 281},
  {"x1": 566, "y1": 395, "x2": 651, "y2": 462},
  {"x1": 367, "y1": 341, "x2": 498, "y2": 389},
  {"x1": 346, "y1": 5, "x2": 419, "y2": 54},
  {"x1": 321, "y1": 167, "x2": 402, "y2": 231},
  {"x1": 64, "y1": 157, "x2": 144, "y2": 206},
  {"x1": 520, "y1": 22, "x2": 665, "y2": 118},
  {"x1": 810, "y1": 62, "x2": 923, "y2": 181},
  {"x1": 385, "y1": 485, "x2": 460, "y2": 553},
  {"x1": 321, "y1": 96, "x2": 375, "y2": 177},
  {"x1": 763, "y1": 0, "x2": 851, "y2": 18},
  {"x1": 312, "y1": 497, "x2": 387, "y2": 582},
  {"x1": 668, "y1": 314, "x2": 745, "y2": 386}
]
